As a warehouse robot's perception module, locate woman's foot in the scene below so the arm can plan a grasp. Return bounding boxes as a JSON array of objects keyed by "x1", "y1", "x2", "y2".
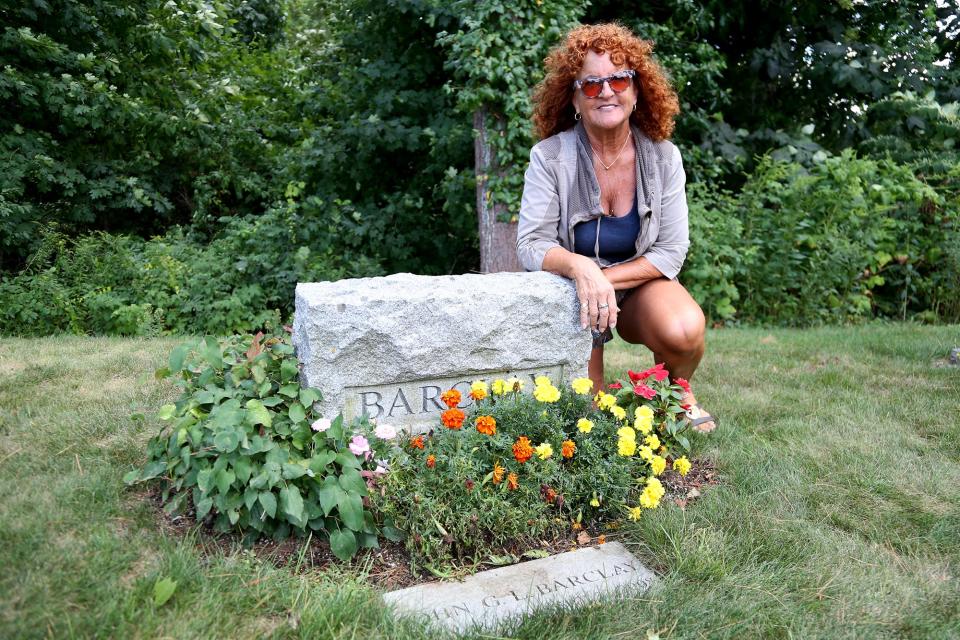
[{"x1": 681, "y1": 392, "x2": 717, "y2": 433}]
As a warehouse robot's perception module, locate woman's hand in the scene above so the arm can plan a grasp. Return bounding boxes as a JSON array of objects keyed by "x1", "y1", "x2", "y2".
[{"x1": 569, "y1": 255, "x2": 619, "y2": 332}]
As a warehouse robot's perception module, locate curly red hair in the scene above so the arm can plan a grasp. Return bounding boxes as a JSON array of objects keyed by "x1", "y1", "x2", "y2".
[{"x1": 532, "y1": 23, "x2": 679, "y2": 141}]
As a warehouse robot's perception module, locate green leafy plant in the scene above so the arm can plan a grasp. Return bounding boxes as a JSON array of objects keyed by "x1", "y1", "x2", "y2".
[{"x1": 124, "y1": 332, "x2": 388, "y2": 560}]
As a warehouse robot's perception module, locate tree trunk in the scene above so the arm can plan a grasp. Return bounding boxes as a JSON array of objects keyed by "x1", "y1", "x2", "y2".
[{"x1": 474, "y1": 108, "x2": 523, "y2": 273}]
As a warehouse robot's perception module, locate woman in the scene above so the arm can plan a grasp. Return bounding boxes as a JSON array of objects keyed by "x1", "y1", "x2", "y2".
[{"x1": 517, "y1": 23, "x2": 715, "y2": 431}]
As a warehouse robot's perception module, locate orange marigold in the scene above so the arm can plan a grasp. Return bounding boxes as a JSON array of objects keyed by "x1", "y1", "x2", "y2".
[
  {"x1": 469, "y1": 388, "x2": 487, "y2": 401},
  {"x1": 506, "y1": 472, "x2": 519, "y2": 491},
  {"x1": 512, "y1": 436, "x2": 534, "y2": 464},
  {"x1": 475, "y1": 415, "x2": 497, "y2": 436},
  {"x1": 440, "y1": 389, "x2": 461, "y2": 408},
  {"x1": 492, "y1": 462, "x2": 505, "y2": 484},
  {"x1": 426, "y1": 454, "x2": 436, "y2": 469},
  {"x1": 597, "y1": 534, "x2": 606, "y2": 545},
  {"x1": 410, "y1": 435, "x2": 425, "y2": 449},
  {"x1": 561, "y1": 439, "x2": 576, "y2": 459},
  {"x1": 441, "y1": 408, "x2": 466, "y2": 429}
]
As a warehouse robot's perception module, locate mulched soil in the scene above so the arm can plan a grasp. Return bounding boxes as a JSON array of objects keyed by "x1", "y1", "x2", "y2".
[{"x1": 142, "y1": 457, "x2": 721, "y2": 590}]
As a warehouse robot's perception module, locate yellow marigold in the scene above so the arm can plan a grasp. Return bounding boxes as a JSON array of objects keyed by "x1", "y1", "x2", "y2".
[
  {"x1": 534, "y1": 442, "x2": 554, "y2": 460},
  {"x1": 644, "y1": 434, "x2": 661, "y2": 450},
  {"x1": 506, "y1": 472, "x2": 519, "y2": 490},
  {"x1": 533, "y1": 383, "x2": 560, "y2": 403},
  {"x1": 639, "y1": 489, "x2": 659, "y2": 509},
  {"x1": 570, "y1": 377, "x2": 594, "y2": 395},
  {"x1": 506, "y1": 377, "x2": 524, "y2": 392},
  {"x1": 469, "y1": 380, "x2": 488, "y2": 401},
  {"x1": 635, "y1": 405, "x2": 654, "y2": 421},
  {"x1": 534, "y1": 375, "x2": 552, "y2": 387},
  {"x1": 638, "y1": 445, "x2": 654, "y2": 462},
  {"x1": 651, "y1": 455, "x2": 667, "y2": 476},
  {"x1": 440, "y1": 389, "x2": 461, "y2": 408},
  {"x1": 617, "y1": 438, "x2": 637, "y2": 456},
  {"x1": 561, "y1": 439, "x2": 576, "y2": 458},
  {"x1": 617, "y1": 426, "x2": 636, "y2": 441},
  {"x1": 590, "y1": 497, "x2": 600, "y2": 507},
  {"x1": 611, "y1": 405, "x2": 626, "y2": 421},
  {"x1": 646, "y1": 476, "x2": 665, "y2": 497},
  {"x1": 491, "y1": 379, "x2": 508, "y2": 395},
  {"x1": 634, "y1": 416, "x2": 653, "y2": 435},
  {"x1": 513, "y1": 436, "x2": 534, "y2": 464},
  {"x1": 628, "y1": 506, "x2": 643, "y2": 521},
  {"x1": 673, "y1": 456, "x2": 691, "y2": 476},
  {"x1": 475, "y1": 415, "x2": 496, "y2": 436},
  {"x1": 595, "y1": 391, "x2": 616, "y2": 410},
  {"x1": 441, "y1": 408, "x2": 465, "y2": 429},
  {"x1": 492, "y1": 462, "x2": 505, "y2": 484},
  {"x1": 577, "y1": 418, "x2": 594, "y2": 433}
]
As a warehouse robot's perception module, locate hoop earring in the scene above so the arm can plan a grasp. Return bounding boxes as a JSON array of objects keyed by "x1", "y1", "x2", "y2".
[
  {"x1": 632, "y1": 103, "x2": 637, "y2": 112},
  {"x1": 574, "y1": 111, "x2": 582, "y2": 121}
]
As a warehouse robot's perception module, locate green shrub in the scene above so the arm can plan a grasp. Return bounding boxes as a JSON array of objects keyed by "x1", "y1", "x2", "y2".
[{"x1": 124, "y1": 333, "x2": 399, "y2": 559}]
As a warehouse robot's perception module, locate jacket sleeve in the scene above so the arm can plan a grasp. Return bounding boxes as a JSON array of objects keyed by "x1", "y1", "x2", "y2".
[
  {"x1": 516, "y1": 145, "x2": 562, "y2": 272},
  {"x1": 642, "y1": 143, "x2": 690, "y2": 279}
]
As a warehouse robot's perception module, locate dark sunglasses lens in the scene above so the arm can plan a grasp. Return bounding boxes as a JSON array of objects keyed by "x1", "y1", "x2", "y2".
[
  {"x1": 609, "y1": 77, "x2": 631, "y2": 92},
  {"x1": 581, "y1": 80, "x2": 603, "y2": 98}
]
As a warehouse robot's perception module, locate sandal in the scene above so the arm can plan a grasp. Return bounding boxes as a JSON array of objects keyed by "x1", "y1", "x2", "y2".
[{"x1": 684, "y1": 403, "x2": 718, "y2": 433}]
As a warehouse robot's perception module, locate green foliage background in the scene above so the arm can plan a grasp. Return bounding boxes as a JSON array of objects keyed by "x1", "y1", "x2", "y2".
[{"x1": 2, "y1": 0, "x2": 958, "y2": 334}]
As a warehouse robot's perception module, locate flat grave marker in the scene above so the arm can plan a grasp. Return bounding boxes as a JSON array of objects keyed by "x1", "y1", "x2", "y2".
[{"x1": 383, "y1": 542, "x2": 656, "y2": 632}]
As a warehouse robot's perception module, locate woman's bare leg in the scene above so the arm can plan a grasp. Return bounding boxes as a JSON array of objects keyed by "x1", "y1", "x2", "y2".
[{"x1": 615, "y1": 278, "x2": 715, "y2": 430}]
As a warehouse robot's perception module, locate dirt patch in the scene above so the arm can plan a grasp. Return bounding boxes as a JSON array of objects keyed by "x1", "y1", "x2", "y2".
[{"x1": 133, "y1": 457, "x2": 721, "y2": 589}]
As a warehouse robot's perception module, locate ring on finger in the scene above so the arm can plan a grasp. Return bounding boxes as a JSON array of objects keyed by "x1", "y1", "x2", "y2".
[{"x1": 598, "y1": 303, "x2": 609, "y2": 310}]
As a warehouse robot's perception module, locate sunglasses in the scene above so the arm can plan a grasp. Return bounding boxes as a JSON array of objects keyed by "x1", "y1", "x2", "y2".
[{"x1": 572, "y1": 70, "x2": 636, "y2": 99}]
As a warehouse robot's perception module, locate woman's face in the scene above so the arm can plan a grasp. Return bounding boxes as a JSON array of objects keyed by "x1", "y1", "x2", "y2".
[{"x1": 571, "y1": 49, "x2": 637, "y2": 134}]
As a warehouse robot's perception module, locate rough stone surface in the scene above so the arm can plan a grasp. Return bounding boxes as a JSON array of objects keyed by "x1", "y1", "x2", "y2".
[
  {"x1": 950, "y1": 347, "x2": 959, "y2": 366},
  {"x1": 293, "y1": 272, "x2": 592, "y2": 431},
  {"x1": 383, "y1": 542, "x2": 656, "y2": 632}
]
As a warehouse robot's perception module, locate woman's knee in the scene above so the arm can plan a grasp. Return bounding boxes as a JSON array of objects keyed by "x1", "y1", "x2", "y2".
[{"x1": 659, "y1": 305, "x2": 705, "y2": 355}]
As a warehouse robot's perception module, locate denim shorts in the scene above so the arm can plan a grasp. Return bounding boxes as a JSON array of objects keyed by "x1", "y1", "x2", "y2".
[{"x1": 590, "y1": 287, "x2": 637, "y2": 348}]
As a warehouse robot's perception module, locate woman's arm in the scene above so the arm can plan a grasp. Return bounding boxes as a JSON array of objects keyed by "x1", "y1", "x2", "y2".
[
  {"x1": 641, "y1": 143, "x2": 690, "y2": 280},
  {"x1": 602, "y1": 256, "x2": 664, "y2": 290},
  {"x1": 542, "y1": 246, "x2": 619, "y2": 332}
]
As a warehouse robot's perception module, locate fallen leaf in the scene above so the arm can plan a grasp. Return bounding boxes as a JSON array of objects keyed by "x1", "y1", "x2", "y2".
[
  {"x1": 674, "y1": 498, "x2": 687, "y2": 510},
  {"x1": 577, "y1": 530, "x2": 591, "y2": 545}
]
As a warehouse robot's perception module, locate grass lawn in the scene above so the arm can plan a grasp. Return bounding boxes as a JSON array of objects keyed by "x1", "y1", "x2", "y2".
[{"x1": 1, "y1": 324, "x2": 958, "y2": 639}]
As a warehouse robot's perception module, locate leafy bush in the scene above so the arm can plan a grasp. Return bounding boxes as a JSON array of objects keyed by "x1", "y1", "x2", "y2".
[
  {"x1": 124, "y1": 333, "x2": 398, "y2": 560},
  {"x1": 378, "y1": 371, "x2": 698, "y2": 568}
]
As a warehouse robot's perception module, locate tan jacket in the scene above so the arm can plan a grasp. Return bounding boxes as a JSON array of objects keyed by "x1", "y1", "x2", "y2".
[{"x1": 516, "y1": 121, "x2": 689, "y2": 279}]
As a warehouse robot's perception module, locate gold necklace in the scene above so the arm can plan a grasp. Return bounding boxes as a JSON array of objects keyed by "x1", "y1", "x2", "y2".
[{"x1": 590, "y1": 132, "x2": 632, "y2": 171}]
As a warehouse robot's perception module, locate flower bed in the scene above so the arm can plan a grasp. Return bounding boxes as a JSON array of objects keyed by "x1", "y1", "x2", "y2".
[
  {"x1": 128, "y1": 333, "x2": 710, "y2": 572},
  {"x1": 375, "y1": 370, "x2": 701, "y2": 569}
]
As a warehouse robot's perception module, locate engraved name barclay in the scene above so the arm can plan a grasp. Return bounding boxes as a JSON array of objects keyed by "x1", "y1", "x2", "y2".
[
  {"x1": 342, "y1": 366, "x2": 565, "y2": 422},
  {"x1": 426, "y1": 559, "x2": 647, "y2": 622}
]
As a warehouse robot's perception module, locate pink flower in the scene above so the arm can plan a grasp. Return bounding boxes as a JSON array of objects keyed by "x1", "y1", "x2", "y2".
[
  {"x1": 349, "y1": 435, "x2": 370, "y2": 457},
  {"x1": 374, "y1": 423, "x2": 397, "y2": 440},
  {"x1": 651, "y1": 364, "x2": 669, "y2": 382},
  {"x1": 675, "y1": 377, "x2": 691, "y2": 394},
  {"x1": 311, "y1": 417, "x2": 331, "y2": 432},
  {"x1": 634, "y1": 384, "x2": 657, "y2": 400},
  {"x1": 608, "y1": 382, "x2": 623, "y2": 390}
]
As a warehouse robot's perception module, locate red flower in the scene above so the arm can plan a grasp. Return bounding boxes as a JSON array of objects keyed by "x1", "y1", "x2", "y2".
[
  {"x1": 426, "y1": 454, "x2": 436, "y2": 469},
  {"x1": 634, "y1": 384, "x2": 657, "y2": 400},
  {"x1": 410, "y1": 435, "x2": 425, "y2": 449},
  {"x1": 627, "y1": 369, "x2": 646, "y2": 383},
  {"x1": 674, "y1": 377, "x2": 691, "y2": 394},
  {"x1": 608, "y1": 381, "x2": 622, "y2": 390},
  {"x1": 465, "y1": 479, "x2": 475, "y2": 492},
  {"x1": 651, "y1": 365, "x2": 670, "y2": 382}
]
